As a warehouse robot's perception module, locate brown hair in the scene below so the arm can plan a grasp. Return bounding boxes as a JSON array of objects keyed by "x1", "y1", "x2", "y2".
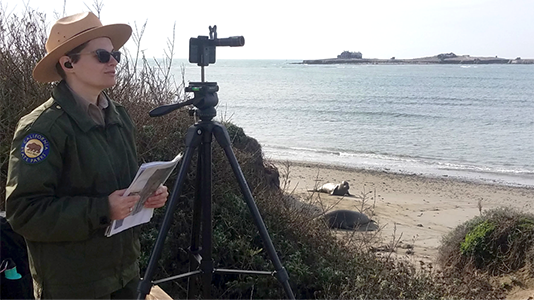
[{"x1": 54, "y1": 42, "x2": 89, "y2": 79}]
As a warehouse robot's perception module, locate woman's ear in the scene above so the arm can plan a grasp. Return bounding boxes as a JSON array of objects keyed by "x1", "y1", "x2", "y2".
[{"x1": 59, "y1": 56, "x2": 74, "y2": 72}]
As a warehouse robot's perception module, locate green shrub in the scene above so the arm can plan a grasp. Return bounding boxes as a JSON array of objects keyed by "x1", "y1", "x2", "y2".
[
  {"x1": 439, "y1": 207, "x2": 534, "y2": 276},
  {"x1": 460, "y1": 220, "x2": 496, "y2": 261}
]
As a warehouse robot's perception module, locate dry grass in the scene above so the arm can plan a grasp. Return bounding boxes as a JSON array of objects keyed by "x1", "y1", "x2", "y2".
[{"x1": 1, "y1": 5, "x2": 50, "y2": 208}]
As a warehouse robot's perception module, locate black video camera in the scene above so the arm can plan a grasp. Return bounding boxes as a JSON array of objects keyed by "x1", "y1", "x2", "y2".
[{"x1": 189, "y1": 25, "x2": 245, "y2": 66}]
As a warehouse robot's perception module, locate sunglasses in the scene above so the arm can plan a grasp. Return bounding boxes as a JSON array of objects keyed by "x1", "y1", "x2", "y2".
[{"x1": 77, "y1": 49, "x2": 121, "y2": 63}]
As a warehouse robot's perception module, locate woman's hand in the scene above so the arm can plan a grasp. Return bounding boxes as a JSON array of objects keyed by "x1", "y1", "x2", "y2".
[
  {"x1": 143, "y1": 185, "x2": 169, "y2": 209},
  {"x1": 108, "y1": 189, "x2": 140, "y2": 220}
]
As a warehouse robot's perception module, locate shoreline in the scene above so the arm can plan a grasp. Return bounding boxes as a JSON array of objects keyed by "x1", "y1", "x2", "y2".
[
  {"x1": 269, "y1": 159, "x2": 534, "y2": 264},
  {"x1": 263, "y1": 152, "x2": 534, "y2": 189}
]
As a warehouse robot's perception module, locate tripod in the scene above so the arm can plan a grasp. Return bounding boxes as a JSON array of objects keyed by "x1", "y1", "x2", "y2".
[{"x1": 136, "y1": 81, "x2": 295, "y2": 299}]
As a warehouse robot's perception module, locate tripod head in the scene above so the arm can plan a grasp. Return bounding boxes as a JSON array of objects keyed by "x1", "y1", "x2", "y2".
[{"x1": 149, "y1": 26, "x2": 244, "y2": 120}]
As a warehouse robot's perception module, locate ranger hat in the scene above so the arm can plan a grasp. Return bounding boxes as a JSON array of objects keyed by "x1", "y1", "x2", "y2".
[{"x1": 33, "y1": 12, "x2": 132, "y2": 83}]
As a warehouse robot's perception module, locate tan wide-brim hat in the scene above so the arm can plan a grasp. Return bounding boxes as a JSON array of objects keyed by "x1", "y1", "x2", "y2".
[{"x1": 33, "y1": 12, "x2": 132, "y2": 83}]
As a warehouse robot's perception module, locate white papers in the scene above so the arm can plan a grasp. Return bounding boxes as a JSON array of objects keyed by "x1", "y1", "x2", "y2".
[{"x1": 105, "y1": 153, "x2": 183, "y2": 237}]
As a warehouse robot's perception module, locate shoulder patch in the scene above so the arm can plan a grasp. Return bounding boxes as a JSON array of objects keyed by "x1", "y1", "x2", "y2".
[{"x1": 20, "y1": 133, "x2": 50, "y2": 164}]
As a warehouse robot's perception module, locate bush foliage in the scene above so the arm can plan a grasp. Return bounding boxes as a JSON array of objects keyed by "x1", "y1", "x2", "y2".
[
  {"x1": 439, "y1": 207, "x2": 534, "y2": 277},
  {"x1": 460, "y1": 220, "x2": 496, "y2": 258},
  {"x1": 3, "y1": 4, "x2": 525, "y2": 299}
]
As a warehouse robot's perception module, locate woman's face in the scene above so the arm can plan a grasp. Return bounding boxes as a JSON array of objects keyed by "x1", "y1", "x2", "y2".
[{"x1": 69, "y1": 37, "x2": 118, "y2": 92}]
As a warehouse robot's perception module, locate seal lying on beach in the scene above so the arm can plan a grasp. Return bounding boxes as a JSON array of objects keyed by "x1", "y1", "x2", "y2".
[
  {"x1": 309, "y1": 181, "x2": 352, "y2": 196},
  {"x1": 324, "y1": 209, "x2": 377, "y2": 231}
]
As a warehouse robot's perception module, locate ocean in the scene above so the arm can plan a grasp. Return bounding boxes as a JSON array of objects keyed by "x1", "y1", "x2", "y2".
[{"x1": 172, "y1": 59, "x2": 534, "y2": 187}]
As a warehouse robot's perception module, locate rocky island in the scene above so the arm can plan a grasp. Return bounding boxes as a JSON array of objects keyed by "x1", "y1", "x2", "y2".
[{"x1": 303, "y1": 51, "x2": 534, "y2": 65}]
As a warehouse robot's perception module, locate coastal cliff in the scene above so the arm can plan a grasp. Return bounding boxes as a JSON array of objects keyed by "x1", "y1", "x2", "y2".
[{"x1": 303, "y1": 52, "x2": 534, "y2": 65}]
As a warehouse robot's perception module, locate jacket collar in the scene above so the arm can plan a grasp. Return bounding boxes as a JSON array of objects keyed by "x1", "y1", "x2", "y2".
[{"x1": 52, "y1": 81, "x2": 123, "y2": 132}]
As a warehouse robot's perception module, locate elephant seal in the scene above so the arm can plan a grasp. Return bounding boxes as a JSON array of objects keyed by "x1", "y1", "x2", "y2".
[
  {"x1": 309, "y1": 181, "x2": 352, "y2": 196},
  {"x1": 324, "y1": 209, "x2": 377, "y2": 231}
]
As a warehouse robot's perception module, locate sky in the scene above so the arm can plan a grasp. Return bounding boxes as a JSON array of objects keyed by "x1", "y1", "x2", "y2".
[{"x1": 7, "y1": 0, "x2": 534, "y2": 60}]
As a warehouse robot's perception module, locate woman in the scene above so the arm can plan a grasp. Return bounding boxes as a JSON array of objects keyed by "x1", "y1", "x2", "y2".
[{"x1": 6, "y1": 12, "x2": 168, "y2": 299}]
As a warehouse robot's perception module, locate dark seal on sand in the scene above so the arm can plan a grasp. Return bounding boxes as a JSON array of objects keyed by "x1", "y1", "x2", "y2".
[{"x1": 324, "y1": 209, "x2": 377, "y2": 231}]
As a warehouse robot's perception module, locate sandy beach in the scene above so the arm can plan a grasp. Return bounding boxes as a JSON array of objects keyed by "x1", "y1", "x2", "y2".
[{"x1": 270, "y1": 160, "x2": 534, "y2": 265}]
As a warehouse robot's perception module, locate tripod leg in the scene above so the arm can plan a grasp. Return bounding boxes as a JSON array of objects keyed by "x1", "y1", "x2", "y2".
[
  {"x1": 199, "y1": 133, "x2": 214, "y2": 299},
  {"x1": 186, "y1": 153, "x2": 203, "y2": 298},
  {"x1": 187, "y1": 126, "x2": 215, "y2": 299},
  {"x1": 137, "y1": 126, "x2": 202, "y2": 300},
  {"x1": 212, "y1": 124, "x2": 296, "y2": 299}
]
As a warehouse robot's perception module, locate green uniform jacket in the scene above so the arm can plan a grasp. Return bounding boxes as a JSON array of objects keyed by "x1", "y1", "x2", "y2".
[{"x1": 6, "y1": 81, "x2": 140, "y2": 298}]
